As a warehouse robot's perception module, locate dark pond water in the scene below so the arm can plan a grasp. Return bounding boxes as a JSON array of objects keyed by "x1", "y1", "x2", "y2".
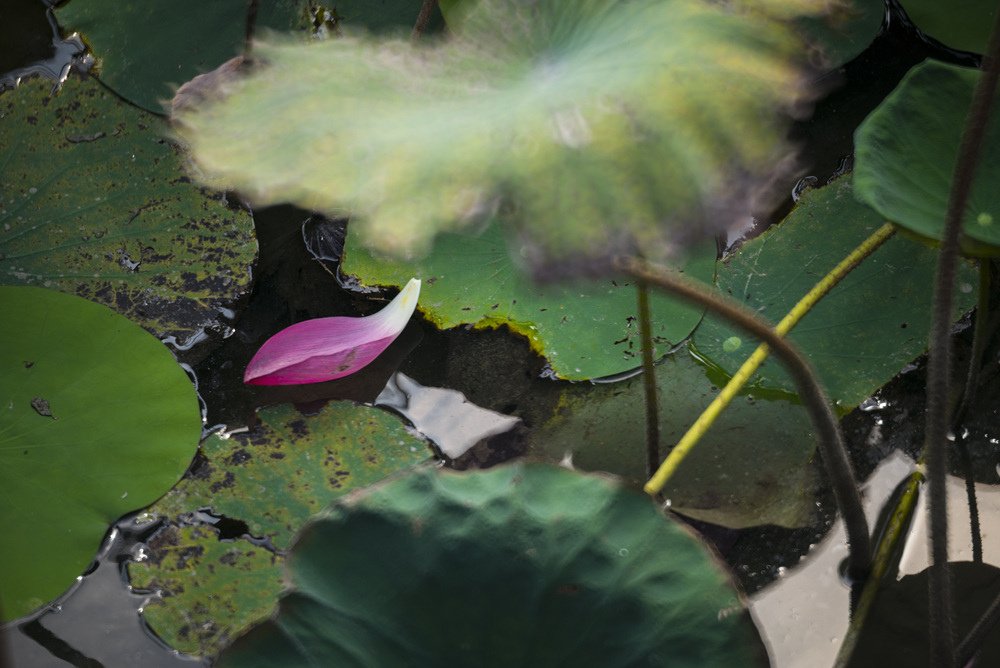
[{"x1": 2, "y1": 0, "x2": 999, "y2": 666}]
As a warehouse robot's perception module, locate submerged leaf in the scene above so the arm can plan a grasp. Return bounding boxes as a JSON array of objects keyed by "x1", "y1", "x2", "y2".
[
  {"x1": 175, "y1": 0, "x2": 824, "y2": 266},
  {"x1": 245, "y1": 278, "x2": 420, "y2": 385}
]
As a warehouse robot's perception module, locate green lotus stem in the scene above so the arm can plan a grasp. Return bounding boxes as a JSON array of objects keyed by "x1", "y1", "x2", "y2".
[
  {"x1": 636, "y1": 281, "x2": 660, "y2": 478},
  {"x1": 924, "y1": 10, "x2": 1000, "y2": 665},
  {"x1": 834, "y1": 470, "x2": 923, "y2": 667},
  {"x1": 645, "y1": 222, "x2": 895, "y2": 493},
  {"x1": 954, "y1": 260, "x2": 992, "y2": 428},
  {"x1": 615, "y1": 256, "x2": 872, "y2": 580},
  {"x1": 412, "y1": 0, "x2": 438, "y2": 38}
]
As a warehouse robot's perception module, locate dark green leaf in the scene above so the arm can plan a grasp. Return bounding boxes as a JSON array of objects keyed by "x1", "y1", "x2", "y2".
[
  {"x1": 0, "y1": 286, "x2": 200, "y2": 621},
  {"x1": 898, "y1": 0, "x2": 999, "y2": 54},
  {"x1": 218, "y1": 463, "x2": 768, "y2": 667},
  {"x1": 0, "y1": 76, "x2": 257, "y2": 345},
  {"x1": 692, "y1": 176, "x2": 978, "y2": 409},
  {"x1": 854, "y1": 60, "x2": 1000, "y2": 255}
]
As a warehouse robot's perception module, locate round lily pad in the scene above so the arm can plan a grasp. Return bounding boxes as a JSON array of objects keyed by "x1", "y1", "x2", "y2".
[
  {"x1": 0, "y1": 76, "x2": 257, "y2": 346},
  {"x1": 797, "y1": 0, "x2": 885, "y2": 69},
  {"x1": 343, "y1": 222, "x2": 717, "y2": 381},
  {"x1": 0, "y1": 285, "x2": 200, "y2": 622},
  {"x1": 217, "y1": 463, "x2": 767, "y2": 667},
  {"x1": 854, "y1": 60, "x2": 1000, "y2": 256},
  {"x1": 692, "y1": 177, "x2": 979, "y2": 409}
]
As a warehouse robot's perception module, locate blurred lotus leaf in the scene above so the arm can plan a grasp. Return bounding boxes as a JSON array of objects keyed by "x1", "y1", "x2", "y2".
[{"x1": 174, "y1": 0, "x2": 825, "y2": 268}]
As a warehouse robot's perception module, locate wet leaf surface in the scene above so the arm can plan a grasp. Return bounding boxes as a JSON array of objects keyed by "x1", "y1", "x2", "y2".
[
  {"x1": 343, "y1": 221, "x2": 717, "y2": 381},
  {"x1": 0, "y1": 76, "x2": 257, "y2": 347},
  {"x1": 692, "y1": 177, "x2": 978, "y2": 409},
  {"x1": 528, "y1": 342, "x2": 819, "y2": 528},
  {"x1": 855, "y1": 60, "x2": 1000, "y2": 255},
  {"x1": 217, "y1": 463, "x2": 768, "y2": 667},
  {"x1": 128, "y1": 525, "x2": 284, "y2": 658},
  {"x1": 0, "y1": 286, "x2": 200, "y2": 622}
]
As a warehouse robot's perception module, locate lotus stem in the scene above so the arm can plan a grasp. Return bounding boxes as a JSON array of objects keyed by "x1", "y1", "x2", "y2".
[
  {"x1": 615, "y1": 256, "x2": 872, "y2": 580},
  {"x1": 648, "y1": 223, "x2": 895, "y2": 493},
  {"x1": 635, "y1": 281, "x2": 660, "y2": 478},
  {"x1": 412, "y1": 0, "x2": 438, "y2": 38},
  {"x1": 958, "y1": 589, "x2": 1000, "y2": 666},
  {"x1": 834, "y1": 470, "x2": 923, "y2": 667},
  {"x1": 924, "y1": 10, "x2": 1000, "y2": 665}
]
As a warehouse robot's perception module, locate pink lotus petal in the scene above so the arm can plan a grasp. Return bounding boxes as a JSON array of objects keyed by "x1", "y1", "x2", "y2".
[{"x1": 244, "y1": 279, "x2": 421, "y2": 385}]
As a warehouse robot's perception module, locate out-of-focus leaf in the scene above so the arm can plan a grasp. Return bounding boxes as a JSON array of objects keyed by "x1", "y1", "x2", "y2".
[
  {"x1": 692, "y1": 176, "x2": 978, "y2": 409},
  {"x1": 217, "y1": 464, "x2": 769, "y2": 667},
  {"x1": 0, "y1": 286, "x2": 200, "y2": 621},
  {"x1": 343, "y1": 222, "x2": 716, "y2": 380},
  {"x1": 175, "y1": 0, "x2": 825, "y2": 266},
  {"x1": 855, "y1": 60, "x2": 1000, "y2": 256},
  {"x1": 245, "y1": 278, "x2": 420, "y2": 385},
  {"x1": 528, "y1": 343, "x2": 818, "y2": 528},
  {"x1": 797, "y1": 0, "x2": 885, "y2": 68},
  {"x1": 0, "y1": 76, "x2": 257, "y2": 347}
]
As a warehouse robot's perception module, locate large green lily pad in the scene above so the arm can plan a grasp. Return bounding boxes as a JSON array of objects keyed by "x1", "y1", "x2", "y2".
[
  {"x1": 0, "y1": 76, "x2": 257, "y2": 345},
  {"x1": 0, "y1": 286, "x2": 200, "y2": 622},
  {"x1": 217, "y1": 463, "x2": 768, "y2": 667},
  {"x1": 173, "y1": 0, "x2": 821, "y2": 264},
  {"x1": 130, "y1": 402, "x2": 432, "y2": 655},
  {"x1": 898, "y1": 0, "x2": 999, "y2": 54},
  {"x1": 343, "y1": 222, "x2": 716, "y2": 380},
  {"x1": 528, "y1": 343, "x2": 818, "y2": 528},
  {"x1": 855, "y1": 60, "x2": 1000, "y2": 256},
  {"x1": 129, "y1": 525, "x2": 285, "y2": 657},
  {"x1": 797, "y1": 0, "x2": 885, "y2": 69},
  {"x1": 692, "y1": 177, "x2": 978, "y2": 409}
]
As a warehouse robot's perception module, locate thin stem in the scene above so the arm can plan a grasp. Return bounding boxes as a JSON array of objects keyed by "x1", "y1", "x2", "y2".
[
  {"x1": 954, "y1": 260, "x2": 992, "y2": 428},
  {"x1": 649, "y1": 223, "x2": 895, "y2": 491},
  {"x1": 925, "y1": 10, "x2": 1000, "y2": 665},
  {"x1": 636, "y1": 282, "x2": 660, "y2": 478},
  {"x1": 412, "y1": 0, "x2": 438, "y2": 38},
  {"x1": 956, "y1": 437, "x2": 983, "y2": 563},
  {"x1": 616, "y1": 256, "x2": 872, "y2": 580},
  {"x1": 958, "y1": 589, "x2": 1000, "y2": 667}
]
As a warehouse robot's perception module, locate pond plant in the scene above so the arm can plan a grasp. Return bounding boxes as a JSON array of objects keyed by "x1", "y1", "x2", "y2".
[{"x1": 2, "y1": 0, "x2": 1000, "y2": 666}]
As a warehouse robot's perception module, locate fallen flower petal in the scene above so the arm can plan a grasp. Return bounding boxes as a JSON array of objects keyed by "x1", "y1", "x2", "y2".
[{"x1": 244, "y1": 278, "x2": 420, "y2": 385}]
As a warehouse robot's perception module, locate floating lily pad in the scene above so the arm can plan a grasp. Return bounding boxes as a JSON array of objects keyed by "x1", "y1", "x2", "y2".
[
  {"x1": 692, "y1": 177, "x2": 978, "y2": 409},
  {"x1": 0, "y1": 76, "x2": 257, "y2": 346},
  {"x1": 131, "y1": 401, "x2": 432, "y2": 656},
  {"x1": 217, "y1": 464, "x2": 768, "y2": 667},
  {"x1": 0, "y1": 286, "x2": 200, "y2": 622},
  {"x1": 855, "y1": 60, "x2": 1000, "y2": 255},
  {"x1": 529, "y1": 343, "x2": 818, "y2": 528},
  {"x1": 898, "y1": 0, "x2": 999, "y2": 53},
  {"x1": 174, "y1": 0, "x2": 820, "y2": 265},
  {"x1": 151, "y1": 402, "x2": 432, "y2": 548},
  {"x1": 129, "y1": 525, "x2": 284, "y2": 657},
  {"x1": 797, "y1": 0, "x2": 885, "y2": 68},
  {"x1": 343, "y1": 222, "x2": 717, "y2": 381}
]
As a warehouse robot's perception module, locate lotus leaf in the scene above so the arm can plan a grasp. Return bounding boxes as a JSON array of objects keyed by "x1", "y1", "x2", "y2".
[
  {"x1": 131, "y1": 401, "x2": 432, "y2": 656},
  {"x1": 0, "y1": 286, "x2": 200, "y2": 622},
  {"x1": 0, "y1": 76, "x2": 257, "y2": 346},
  {"x1": 528, "y1": 342, "x2": 818, "y2": 528},
  {"x1": 692, "y1": 177, "x2": 978, "y2": 408},
  {"x1": 129, "y1": 525, "x2": 284, "y2": 657},
  {"x1": 149, "y1": 402, "x2": 432, "y2": 548},
  {"x1": 343, "y1": 221, "x2": 716, "y2": 380},
  {"x1": 797, "y1": 0, "x2": 885, "y2": 68},
  {"x1": 174, "y1": 0, "x2": 824, "y2": 265},
  {"x1": 898, "y1": 0, "x2": 999, "y2": 53},
  {"x1": 217, "y1": 463, "x2": 768, "y2": 667},
  {"x1": 854, "y1": 60, "x2": 1000, "y2": 255}
]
